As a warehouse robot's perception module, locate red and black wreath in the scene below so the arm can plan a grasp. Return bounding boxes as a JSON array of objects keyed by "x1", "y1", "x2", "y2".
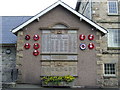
[
  {"x1": 25, "y1": 35, "x2": 30, "y2": 40},
  {"x1": 33, "y1": 50, "x2": 40, "y2": 56},
  {"x1": 33, "y1": 35, "x2": 40, "y2": 41},
  {"x1": 88, "y1": 34, "x2": 94, "y2": 40},
  {"x1": 33, "y1": 43, "x2": 40, "y2": 49},
  {"x1": 79, "y1": 34, "x2": 86, "y2": 40},
  {"x1": 24, "y1": 43, "x2": 30, "y2": 49},
  {"x1": 88, "y1": 43, "x2": 94, "y2": 49}
]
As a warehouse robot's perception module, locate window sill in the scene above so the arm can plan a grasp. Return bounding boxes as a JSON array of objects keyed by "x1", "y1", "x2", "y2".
[
  {"x1": 103, "y1": 75, "x2": 117, "y2": 78},
  {"x1": 107, "y1": 14, "x2": 119, "y2": 16},
  {"x1": 107, "y1": 47, "x2": 120, "y2": 50}
]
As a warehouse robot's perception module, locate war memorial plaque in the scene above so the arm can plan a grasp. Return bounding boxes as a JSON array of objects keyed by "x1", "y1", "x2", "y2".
[
  {"x1": 42, "y1": 30, "x2": 77, "y2": 53},
  {"x1": 41, "y1": 30, "x2": 77, "y2": 76}
]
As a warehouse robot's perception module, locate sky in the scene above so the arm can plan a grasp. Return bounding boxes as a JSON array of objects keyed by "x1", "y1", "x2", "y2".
[{"x1": 0, "y1": 0, "x2": 77, "y2": 16}]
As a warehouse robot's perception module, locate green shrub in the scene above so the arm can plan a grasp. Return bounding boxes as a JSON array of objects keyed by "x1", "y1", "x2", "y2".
[{"x1": 41, "y1": 75, "x2": 75, "y2": 85}]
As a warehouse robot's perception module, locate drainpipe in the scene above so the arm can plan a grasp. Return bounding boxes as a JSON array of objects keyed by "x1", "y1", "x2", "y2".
[{"x1": 89, "y1": 0, "x2": 92, "y2": 20}]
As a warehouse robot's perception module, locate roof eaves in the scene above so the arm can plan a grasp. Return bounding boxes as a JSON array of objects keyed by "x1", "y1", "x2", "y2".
[
  {"x1": 11, "y1": 0, "x2": 107, "y2": 34},
  {"x1": 59, "y1": 1, "x2": 108, "y2": 34},
  {"x1": 11, "y1": 1, "x2": 61, "y2": 33}
]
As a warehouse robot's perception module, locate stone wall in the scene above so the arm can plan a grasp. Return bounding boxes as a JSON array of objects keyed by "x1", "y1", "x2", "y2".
[
  {"x1": 2, "y1": 45, "x2": 16, "y2": 83},
  {"x1": 92, "y1": 1, "x2": 120, "y2": 29},
  {"x1": 78, "y1": 0, "x2": 120, "y2": 28},
  {"x1": 96, "y1": 34, "x2": 119, "y2": 87},
  {"x1": 16, "y1": 31, "x2": 24, "y2": 83},
  {"x1": 93, "y1": 1, "x2": 119, "y2": 87},
  {"x1": 0, "y1": 46, "x2": 2, "y2": 88}
]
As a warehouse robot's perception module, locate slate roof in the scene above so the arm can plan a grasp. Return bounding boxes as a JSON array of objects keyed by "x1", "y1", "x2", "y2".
[{"x1": 1, "y1": 16, "x2": 31, "y2": 44}]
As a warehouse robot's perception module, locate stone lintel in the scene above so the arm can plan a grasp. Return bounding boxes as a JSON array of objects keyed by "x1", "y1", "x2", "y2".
[
  {"x1": 96, "y1": 40, "x2": 102, "y2": 44},
  {"x1": 96, "y1": 54, "x2": 102, "y2": 57},
  {"x1": 18, "y1": 31, "x2": 23, "y2": 36},
  {"x1": 97, "y1": 61, "x2": 103, "y2": 65},
  {"x1": 97, "y1": 70, "x2": 103, "y2": 75},
  {"x1": 96, "y1": 47, "x2": 101, "y2": 50}
]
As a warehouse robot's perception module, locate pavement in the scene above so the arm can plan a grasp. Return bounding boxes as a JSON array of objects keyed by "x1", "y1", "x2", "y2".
[
  {"x1": 13, "y1": 84, "x2": 42, "y2": 88},
  {"x1": 2, "y1": 84, "x2": 120, "y2": 90}
]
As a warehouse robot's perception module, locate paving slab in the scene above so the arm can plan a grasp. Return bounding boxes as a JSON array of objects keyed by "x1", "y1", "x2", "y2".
[
  {"x1": 13, "y1": 84, "x2": 42, "y2": 88},
  {"x1": 2, "y1": 84, "x2": 119, "y2": 90}
]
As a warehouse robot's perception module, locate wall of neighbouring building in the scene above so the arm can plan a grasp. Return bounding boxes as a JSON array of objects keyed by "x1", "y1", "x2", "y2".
[
  {"x1": 76, "y1": 0, "x2": 120, "y2": 87},
  {"x1": 2, "y1": 45, "x2": 16, "y2": 83}
]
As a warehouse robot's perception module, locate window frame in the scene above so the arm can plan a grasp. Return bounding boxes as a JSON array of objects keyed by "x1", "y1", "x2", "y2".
[
  {"x1": 107, "y1": 0, "x2": 118, "y2": 15},
  {"x1": 107, "y1": 29, "x2": 120, "y2": 48},
  {"x1": 103, "y1": 63, "x2": 116, "y2": 77}
]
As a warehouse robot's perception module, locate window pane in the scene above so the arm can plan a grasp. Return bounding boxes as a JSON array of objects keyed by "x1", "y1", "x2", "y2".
[
  {"x1": 118, "y1": 30, "x2": 120, "y2": 46},
  {"x1": 104, "y1": 64, "x2": 116, "y2": 76},
  {"x1": 108, "y1": 1, "x2": 118, "y2": 14},
  {"x1": 108, "y1": 29, "x2": 120, "y2": 47},
  {"x1": 113, "y1": 71, "x2": 115, "y2": 74}
]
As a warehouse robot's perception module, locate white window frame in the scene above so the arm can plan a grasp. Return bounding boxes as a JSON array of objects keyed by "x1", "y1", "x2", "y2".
[
  {"x1": 108, "y1": 29, "x2": 120, "y2": 47},
  {"x1": 107, "y1": 0, "x2": 118, "y2": 15},
  {"x1": 103, "y1": 63, "x2": 116, "y2": 77}
]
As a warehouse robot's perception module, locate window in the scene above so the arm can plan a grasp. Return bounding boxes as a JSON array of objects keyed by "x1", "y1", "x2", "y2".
[
  {"x1": 108, "y1": 29, "x2": 120, "y2": 47},
  {"x1": 104, "y1": 63, "x2": 116, "y2": 76},
  {"x1": 108, "y1": 0, "x2": 118, "y2": 15},
  {"x1": 52, "y1": 24, "x2": 68, "y2": 29}
]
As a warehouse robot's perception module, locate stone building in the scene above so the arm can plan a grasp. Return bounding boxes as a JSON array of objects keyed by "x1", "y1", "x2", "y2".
[
  {"x1": 1, "y1": 0, "x2": 119, "y2": 88},
  {"x1": 75, "y1": 0, "x2": 120, "y2": 87},
  {"x1": 1, "y1": 16, "x2": 31, "y2": 84},
  {"x1": 10, "y1": 0, "x2": 109, "y2": 87}
]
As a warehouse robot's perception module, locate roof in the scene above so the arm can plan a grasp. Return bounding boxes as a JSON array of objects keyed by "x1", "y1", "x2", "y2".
[
  {"x1": 1, "y1": 16, "x2": 31, "y2": 44},
  {"x1": 11, "y1": 0, "x2": 108, "y2": 34}
]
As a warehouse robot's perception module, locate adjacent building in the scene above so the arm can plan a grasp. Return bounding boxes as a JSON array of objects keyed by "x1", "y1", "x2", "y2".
[
  {"x1": 1, "y1": 16, "x2": 31, "y2": 83},
  {"x1": 76, "y1": 0, "x2": 120, "y2": 87},
  {"x1": 11, "y1": 0, "x2": 108, "y2": 87}
]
